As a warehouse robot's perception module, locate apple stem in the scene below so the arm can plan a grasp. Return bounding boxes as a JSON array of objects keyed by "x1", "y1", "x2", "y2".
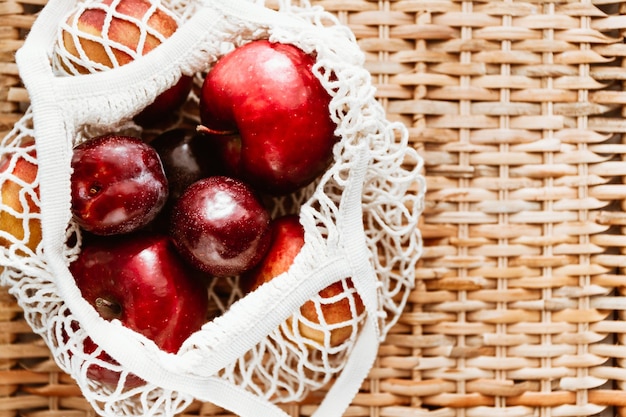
[
  {"x1": 196, "y1": 124, "x2": 237, "y2": 136},
  {"x1": 95, "y1": 297, "x2": 122, "y2": 320}
]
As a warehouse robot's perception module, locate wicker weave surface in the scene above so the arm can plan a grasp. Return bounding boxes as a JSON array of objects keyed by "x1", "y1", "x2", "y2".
[{"x1": 2, "y1": 0, "x2": 626, "y2": 416}]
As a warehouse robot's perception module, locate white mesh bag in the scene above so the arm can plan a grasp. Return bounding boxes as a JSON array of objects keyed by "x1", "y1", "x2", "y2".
[{"x1": 0, "y1": 0, "x2": 425, "y2": 416}]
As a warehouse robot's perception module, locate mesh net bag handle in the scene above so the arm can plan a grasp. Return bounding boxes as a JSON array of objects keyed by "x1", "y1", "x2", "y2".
[{"x1": 7, "y1": 0, "x2": 426, "y2": 415}]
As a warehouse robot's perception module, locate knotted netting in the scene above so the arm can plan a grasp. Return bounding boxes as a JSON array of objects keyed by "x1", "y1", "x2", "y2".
[{"x1": 0, "y1": 0, "x2": 425, "y2": 416}]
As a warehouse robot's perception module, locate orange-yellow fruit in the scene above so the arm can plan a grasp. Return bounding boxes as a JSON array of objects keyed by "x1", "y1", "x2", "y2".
[
  {"x1": 242, "y1": 215, "x2": 365, "y2": 348},
  {"x1": 295, "y1": 279, "x2": 365, "y2": 348},
  {"x1": 58, "y1": 0, "x2": 192, "y2": 126},
  {"x1": 0, "y1": 142, "x2": 41, "y2": 254},
  {"x1": 60, "y1": 0, "x2": 178, "y2": 73}
]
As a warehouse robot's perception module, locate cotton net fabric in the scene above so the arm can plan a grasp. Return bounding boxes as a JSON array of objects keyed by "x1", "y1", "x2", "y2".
[{"x1": 0, "y1": 0, "x2": 425, "y2": 416}]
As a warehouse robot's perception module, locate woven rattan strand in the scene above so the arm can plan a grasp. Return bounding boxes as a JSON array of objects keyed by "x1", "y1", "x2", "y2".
[{"x1": 3, "y1": 0, "x2": 626, "y2": 416}]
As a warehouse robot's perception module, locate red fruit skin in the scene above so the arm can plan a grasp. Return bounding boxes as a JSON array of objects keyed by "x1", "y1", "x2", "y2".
[
  {"x1": 134, "y1": 75, "x2": 193, "y2": 127},
  {"x1": 242, "y1": 215, "x2": 365, "y2": 347},
  {"x1": 170, "y1": 176, "x2": 272, "y2": 277},
  {"x1": 148, "y1": 128, "x2": 221, "y2": 233},
  {"x1": 0, "y1": 142, "x2": 41, "y2": 253},
  {"x1": 62, "y1": 0, "x2": 179, "y2": 70},
  {"x1": 70, "y1": 135, "x2": 168, "y2": 235},
  {"x1": 69, "y1": 233, "x2": 209, "y2": 387},
  {"x1": 241, "y1": 215, "x2": 305, "y2": 294},
  {"x1": 150, "y1": 128, "x2": 218, "y2": 201},
  {"x1": 61, "y1": 0, "x2": 189, "y2": 125},
  {"x1": 199, "y1": 40, "x2": 337, "y2": 195}
]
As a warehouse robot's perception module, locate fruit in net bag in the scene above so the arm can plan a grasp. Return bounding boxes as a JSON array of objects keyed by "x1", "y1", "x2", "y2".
[
  {"x1": 198, "y1": 40, "x2": 338, "y2": 195},
  {"x1": 170, "y1": 176, "x2": 272, "y2": 277},
  {"x1": 54, "y1": 0, "x2": 192, "y2": 125},
  {"x1": 3, "y1": 0, "x2": 425, "y2": 410},
  {"x1": 148, "y1": 128, "x2": 220, "y2": 231},
  {"x1": 70, "y1": 134, "x2": 168, "y2": 235},
  {"x1": 242, "y1": 215, "x2": 365, "y2": 348},
  {"x1": 69, "y1": 232, "x2": 209, "y2": 387},
  {"x1": 0, "y1": 140, "x2": 41, "y2": 254}
]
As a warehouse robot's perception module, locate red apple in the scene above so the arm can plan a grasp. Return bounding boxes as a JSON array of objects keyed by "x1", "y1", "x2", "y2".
[
  {"x1": 170, "y1": 176, "x2": 272, "y2": 277},
  {"x1": 0, "y1": 140, "x2": 41, "y2": 254},
  {"x1": 241, "y1": 215, "x2": 365, "y2": 347},
  {"x1": 70, "y1": 134, "x2": 168, "y2": 235},
  {"x1": 57, "y1": 0, "x2": 192, "y2": 126},
  {"x1": 198, "y1": 40, "x2": 337, "y2": 195},
  {"x1": 69, "y1": 232, "x2": 209, "y2": 387}
]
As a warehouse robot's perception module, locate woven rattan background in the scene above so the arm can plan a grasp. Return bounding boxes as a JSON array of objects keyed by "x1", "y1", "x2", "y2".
[{"x1": 3, "y1": 0, "x2": 626, "y2": 416}]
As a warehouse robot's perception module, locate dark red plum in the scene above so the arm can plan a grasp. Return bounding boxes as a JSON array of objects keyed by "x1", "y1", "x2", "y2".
[
  {"x1": 170, "y1": 176, "x2": 272, "y2": 277},
  {"x1": 150, "y1": 128, "x2": 217, "y2": 202},
  {"x1": 70, "y1": 134, "x2": 168, "y2": 235}
]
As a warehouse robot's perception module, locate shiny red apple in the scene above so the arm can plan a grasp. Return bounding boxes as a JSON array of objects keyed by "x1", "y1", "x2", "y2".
[
  {"x1": 198, "y1": 40, "x2": 337, "y2": 195},
  {"x1": 69, "y1": 232, "x2": 209, "y2": 386},
  {"x1": 242, "y1": 215, "x2": 365, "y2": 347},
  {"x1": 70, "y1": 134, "x2": 168, "y2": 235},
  {"x1": 170, "y1": 176, "x2": 272, "y2": 277}
]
